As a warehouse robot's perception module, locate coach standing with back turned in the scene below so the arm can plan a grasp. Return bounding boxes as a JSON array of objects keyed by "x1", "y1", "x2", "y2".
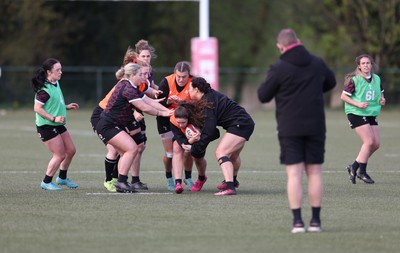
[{"x1": 257, "y1": 28, "x2": 336, "y2": 233}]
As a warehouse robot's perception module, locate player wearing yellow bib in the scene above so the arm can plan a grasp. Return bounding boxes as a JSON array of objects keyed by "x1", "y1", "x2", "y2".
[{"x1": 341, "y1": 54, "x2": 386, "y2": 184}]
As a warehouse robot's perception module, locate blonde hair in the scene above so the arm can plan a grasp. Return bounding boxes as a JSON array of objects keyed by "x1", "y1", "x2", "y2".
[
  {"x1": 116, "y1": 60, "x2": 152, "y2": 80},
  {"x1": 115, "y1": 63, "x2": 141, "y2": 80}
]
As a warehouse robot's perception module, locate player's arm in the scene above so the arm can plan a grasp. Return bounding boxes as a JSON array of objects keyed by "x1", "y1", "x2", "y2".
[
  {"x1": 322, "y1": 60, "x2": 336, "y2": 92},
  {"x1": 258, "y1": 65, "x2": 280, "y2": 103},
  {"x1": 170, "y1": 123, "x2": 189, "y2": 146},
  {"x1": 190, "y1": 109, "x2": 216, "y2": 158},
  {"x1": 34, "y1": 91, "x2": 65, "y2": 123},
  {"x1": 131, "y1": 98, "x2": 172, "y2": 117},
  {"x1": 157, "y1": 78, "x2": 170, "y2": 107},
  {"x1": 341, "y1": 79, "x2": 369, "y2": 109},
  {"x1": 380, "y1": 82, "x2": 386, "y2": 105}
]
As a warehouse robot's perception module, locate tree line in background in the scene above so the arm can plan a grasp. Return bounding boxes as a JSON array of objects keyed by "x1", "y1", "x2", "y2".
[{"x1": 1, "y1": 0, "x2": 400, "y2": 107}]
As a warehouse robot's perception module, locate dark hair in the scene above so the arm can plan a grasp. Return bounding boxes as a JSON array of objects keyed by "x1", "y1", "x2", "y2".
[
  {"x1": 190, "y1": 77, "x2": 211, "y2": 94},
  {"x1": 122, "y1": 46, "x2": 138, "y2": 65},
  {"x1": 174, "y1": 100, "x2": 213, "y2": 128},
  {"x1": 135, "y1": 39, "x2": 157, "y2": 59},
  {"x1": 174, "y1": 61, "x2": 191, "y2": 75},
  {"x1": 31, "y1": 58, "x2": 60, "y2": 92},
  {"x1": 344, "y1": 54, "x2": 377, "y2": 86}
]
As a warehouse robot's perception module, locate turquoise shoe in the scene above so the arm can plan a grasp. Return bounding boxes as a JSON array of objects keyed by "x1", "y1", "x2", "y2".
[
  {"x1": 167, "y1": 177, "x2": 175, "y2": 191},
  {"x1": 184, "y1": 178, "x2": 194, "y2": 190},
  {"x1": 41, "y1": 181, "x2": 62, "y2": 191},
  {"x1": 56, "y1": 177, "x2": 78, "y2": 188}
]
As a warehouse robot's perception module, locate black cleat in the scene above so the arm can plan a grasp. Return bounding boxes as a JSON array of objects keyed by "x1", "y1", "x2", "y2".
[
  {"x1": 132, "y1": 181, "x2": 149, "y2": 191},
  {"x1": 346, "y1": 164, "x2": 357, "y2": 184},
  {"x1": 115, "y1": 181, "x2": 137, "y2": 193},
  {"x1": 357, "y1": 173, "x2": 375, "y2": 184}
]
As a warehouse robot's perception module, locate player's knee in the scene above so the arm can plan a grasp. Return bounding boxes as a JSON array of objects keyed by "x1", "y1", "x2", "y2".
[
  {"x1": 166, "y1": 152, "x2": 173, "y2": 158},
  {"x1": 218, "y1": 156, "x2": 230, "y2": 165},
  {"x1": 160, "y1": 131, "x2": 173, "y2": 140},
  {"x1": 137, "y1": 142, "x2": 146, "y2": 154}
]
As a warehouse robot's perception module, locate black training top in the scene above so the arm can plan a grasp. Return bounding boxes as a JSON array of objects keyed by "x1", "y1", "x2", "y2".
[{"x1": 258, "y1": 45, "x2": 336, "y2": 136}]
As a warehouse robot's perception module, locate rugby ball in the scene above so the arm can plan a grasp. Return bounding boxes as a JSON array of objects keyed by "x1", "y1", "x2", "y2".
[{"x1": 185, "y1": 124, "x2": 200, "y2": 139}]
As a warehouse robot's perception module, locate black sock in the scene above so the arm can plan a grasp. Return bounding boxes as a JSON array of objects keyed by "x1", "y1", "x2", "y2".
[
  {"x1": 43, "y1": 175, "x2": 53, "y2": 184},
  {"x1": 131, "y1": 176, "x2": 140, "y2": 184},
  {"x1": 112, "y1": 156, "x2": 119, "y2": 178},
  {"x1": 292, "y1": 208, "x2": 303, "y2": 224},
  {"x1": 166, "y1": 172, "x2": 173, "y2": 179},
  {"x1": 118, "y1": 174, "x2": 128, "y2": 183},
  {"x1": 58, "y1": 169, "x2": 67, "y2": 180},
  {"x1": 184, "y1": 170, "x2": 192, "y2": 179},
  {"x1": 311, "y1": 207, "x2": 321, "y2": 223},
  {"x1": 198, "y1": 175, "x2": 206, "y2": 181},
  {"x1": 226, "y1": 181, "x2": 235, "y2": 190},
  {"x1": 233, "y1": 175, "x2": 237, "y2": 182},
  {"x1": 105, "y1": 157, "x2": 118, "y2": 181},
  {"x1": 359, "y1": 163, "x2": 367, "y2": 174},
  {"x1": 175, "y1": 179, "x2": 182, "y2": 184},
  {"x1": 352, "y1": 160, "x2": 360, "y2": 169}
]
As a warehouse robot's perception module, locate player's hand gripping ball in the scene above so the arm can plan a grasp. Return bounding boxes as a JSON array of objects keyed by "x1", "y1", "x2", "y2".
[{"x1": 185, "y1": 124, "x2": 200, "y2": 139}]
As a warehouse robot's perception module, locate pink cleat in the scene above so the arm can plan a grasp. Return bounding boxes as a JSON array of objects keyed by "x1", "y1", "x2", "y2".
[
  {"x1": 190, "y1": 176, "x2": 207, "y2": 192},
  {"x1": 214, "y1": 188, "x2": 237, "y2": 196},
  {"x1": 175, "y1": 182, "x2": 184, "y2": 194},
  {"x1": 216, "y1": 180, "x2": 240, "y2": 190}
]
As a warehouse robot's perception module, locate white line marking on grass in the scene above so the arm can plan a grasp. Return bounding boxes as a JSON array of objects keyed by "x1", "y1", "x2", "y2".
[
  {"x1": 86, "y1": 192, "x2": 173, "y2": 195},
  {"x1": 2, "y1": 170, "x2": 400, "y2": 174},
  {"x1": 385, "y1": 153, "x2": 399, "y2": 157}
]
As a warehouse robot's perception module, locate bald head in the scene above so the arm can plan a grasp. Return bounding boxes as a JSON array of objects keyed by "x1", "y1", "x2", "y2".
[
  {"x1": 276, "y1": 28, "x2": 301, "y2": 54},
  {"x1": 277, "y1": 29, "x2": 298, "y2": 47}
]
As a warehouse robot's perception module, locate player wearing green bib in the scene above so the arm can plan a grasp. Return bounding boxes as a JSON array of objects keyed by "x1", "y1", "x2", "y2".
[
  {"x1": 32, "y1": 58, "x2": 80, "y2": 191},
  {"x1": 35, "y1": 79, "x2": 67, "y2": 127},
  {"x1": 341, "y1": 54, "x2": 386, "y2": 184}
]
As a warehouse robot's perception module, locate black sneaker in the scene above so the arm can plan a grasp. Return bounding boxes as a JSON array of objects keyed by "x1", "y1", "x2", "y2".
[
  {"x1": 346, "y1": 164, "x2": 357, "y2": 184},
  {"x1": 115, "y1": 181, "x2": 137, "y2": 193},
  {"x1": 357, "y1": 173, "x2": 375, "y2": 184},
  {"x1": 132, "y1": 181, "x2": 149, "y2": 191}
]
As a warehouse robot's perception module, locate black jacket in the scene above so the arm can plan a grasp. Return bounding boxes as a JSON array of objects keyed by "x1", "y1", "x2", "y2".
[
  {"x1": 258, "y1": 45, "x2": 336, "y2": 136},
  {"x1": 190, "y1": 89, "x2": 254, "y2": 158}
]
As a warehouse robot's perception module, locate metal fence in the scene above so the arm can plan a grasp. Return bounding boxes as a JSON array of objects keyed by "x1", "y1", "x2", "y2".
[{"x1": 1, "y1": 65, "x2": 400, "y2": 109}]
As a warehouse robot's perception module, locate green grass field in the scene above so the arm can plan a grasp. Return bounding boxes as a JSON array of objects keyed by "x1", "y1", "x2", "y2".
[{"x1": 1, "y1": 108, "x2": 399, "y2": 253}]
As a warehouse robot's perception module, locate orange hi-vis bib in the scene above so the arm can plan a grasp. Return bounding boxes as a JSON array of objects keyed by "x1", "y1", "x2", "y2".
[{"x1": 165, "y1": 74, "x2": 191, "y2": 110}]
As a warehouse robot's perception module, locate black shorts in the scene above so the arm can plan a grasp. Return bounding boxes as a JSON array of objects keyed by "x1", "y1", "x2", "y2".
[
  {"x1": 95, "y1": 118, "x2": 126, "y2": 144},
  {"x1": 92, "y1": 105, "x2": 143, "y2": 134},
  {"x1": 124, "y1": 119, "x2": 142, "y2": 133},
  {"x1": 278, "y1": 134, "x2": 325, "y2": 165},
  {"x1": 90, "y1": 106, "x2": 102, "y2": 133},
  {"x1": 36, "y1": 125, "x2": 67, "y2": 142},
  {"x1": 140, "y1": 119, "x2": 146, "y2": 132},
  {"x1": 347, "y1": 114, "x2": 378, "y2": 129},
  {"x1": 156, "y1": 116, "x2": 171, "y2": 134},
  {"x1": 226, "y1": 123, "x2": 255, "y2": 141}
]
